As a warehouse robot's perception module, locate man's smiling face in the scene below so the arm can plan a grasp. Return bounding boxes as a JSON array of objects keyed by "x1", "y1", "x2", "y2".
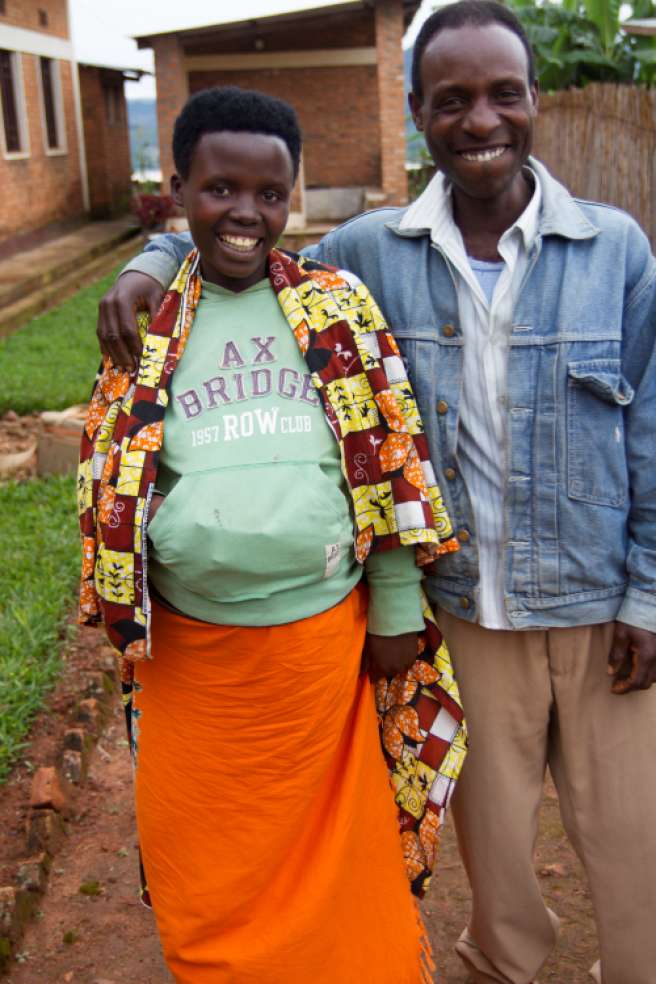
[
  {"x1": 409, "y1": 23, "x2": 538, "y2": 205},
  {"x1": 171, "y1": 130, "x2": 294, "y2": 292}
]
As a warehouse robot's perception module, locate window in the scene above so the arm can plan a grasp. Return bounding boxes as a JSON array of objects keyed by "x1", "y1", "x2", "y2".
[
  {"x1": 39, "y1": 56, "x2": 65, "y2": 152},
  {"x1": 38, "y1": 9, "x2": 48, "y2": 27},
  {"x1": 0, "y1": 2, "x2": 6, "y2": 16},
  {"x1": 0, "y1": 49, "x2": 28, "y2": 157}
]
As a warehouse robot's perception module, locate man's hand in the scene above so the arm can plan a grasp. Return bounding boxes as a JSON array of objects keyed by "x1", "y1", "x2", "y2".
[
  {"x1": 97, "y1": 272, "x2": 165, "y2": 370},
  {"x1": 361, "y1": 631, "x2": 418, "y2": 682},
  {"x1": 608, "y1": 621, "x2": 656, "y2": 694}
]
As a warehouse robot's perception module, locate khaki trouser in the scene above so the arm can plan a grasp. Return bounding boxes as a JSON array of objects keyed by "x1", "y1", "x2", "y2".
[{"x1": 438, "y1": 610, "x2": 656, "y2": 984}]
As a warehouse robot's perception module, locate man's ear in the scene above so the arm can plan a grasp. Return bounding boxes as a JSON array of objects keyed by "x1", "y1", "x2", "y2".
[
  {"x1": 408, "y1": 91, "x2": 424, "y2": 132},
  {"x1": 170, "y1": 174, "x2": 184, "y2": 208},
  {"x1": 530, "y1": 79, "x2": 539, "y2": 115}
]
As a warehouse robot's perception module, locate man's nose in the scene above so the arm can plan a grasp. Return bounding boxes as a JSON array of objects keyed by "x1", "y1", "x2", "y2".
[{"x1": 462, "y1": 97, "x2": 500, "y2": 137}]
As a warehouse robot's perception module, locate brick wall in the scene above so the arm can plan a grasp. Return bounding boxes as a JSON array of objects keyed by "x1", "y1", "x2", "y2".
[
  {"x1": 79, "y1": 66, "x2": 132, "y2": 218},
  {"x1": 189, "y1": 66, "x2": 380, "y2": 189},
  {"x1": 1, "y1": 0, "x2": 69, "y2": 39},
  {"x1": 0, "y1": 53, "x2": 84, "y2": 244}
]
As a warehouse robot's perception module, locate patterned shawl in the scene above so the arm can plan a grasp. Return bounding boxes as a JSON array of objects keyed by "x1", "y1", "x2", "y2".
[{"x1": 78, "y1": 248, "x2": 467, "y2": 895}]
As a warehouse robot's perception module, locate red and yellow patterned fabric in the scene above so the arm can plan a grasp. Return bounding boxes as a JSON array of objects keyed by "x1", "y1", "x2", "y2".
[
  {"x1": 78, "y1": 248, "x2": 466, "y2": 896},
  {"x1": 375, "y1": 597, "x2": 467, "y2": 895}
]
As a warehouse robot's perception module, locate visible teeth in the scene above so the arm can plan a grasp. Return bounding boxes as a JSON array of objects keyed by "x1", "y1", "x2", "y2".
[
  {"x1": 220, "y1": 235, "x2": 259, "y2": 251},
  {"x1": 461, "y1": 147, "x2": 506, "y2": 162}
]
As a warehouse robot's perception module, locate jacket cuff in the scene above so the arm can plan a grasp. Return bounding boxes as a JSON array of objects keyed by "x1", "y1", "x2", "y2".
[
  {"x1": 616, "y1": 587, "x2": 656, "y2": 633},
  {"x1": 120, "y1": 251, "x2": 179, "y2": 289}
]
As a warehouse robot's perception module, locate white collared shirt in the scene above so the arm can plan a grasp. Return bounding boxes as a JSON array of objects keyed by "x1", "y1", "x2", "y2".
[{"x1": 400, "y1": 170, "x2": 541, "y2": 628}]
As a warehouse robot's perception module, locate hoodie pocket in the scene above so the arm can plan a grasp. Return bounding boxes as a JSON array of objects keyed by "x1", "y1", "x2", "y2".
[
  {"x1": 567, "y1": 359, "x2": 634, "y2": 508},
  {"x1": 147, "y1": 462, "x2": 354, "y2": 602}
]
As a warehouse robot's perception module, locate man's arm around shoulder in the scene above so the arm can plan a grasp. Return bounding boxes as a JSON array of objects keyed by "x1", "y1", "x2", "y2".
[{"x1": 97, "y1": 232, "x2": 193, "y2": 368}]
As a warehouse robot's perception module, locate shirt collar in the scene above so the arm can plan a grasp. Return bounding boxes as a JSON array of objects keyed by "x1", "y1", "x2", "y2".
[{"x1": 399, "y1": 165, "x2": 542, "y2": 254}]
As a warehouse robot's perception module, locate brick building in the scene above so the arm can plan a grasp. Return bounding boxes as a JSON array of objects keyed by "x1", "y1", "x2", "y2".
[
  {"x1": 78, "y1": 62, "x2": 134, "y2": 219},
  {"x1": 136, "y1": 0, "x2": 419, "y2": 222},
  {"x1": 0, "y1": 0, "x2": 141, "y2": 246}
]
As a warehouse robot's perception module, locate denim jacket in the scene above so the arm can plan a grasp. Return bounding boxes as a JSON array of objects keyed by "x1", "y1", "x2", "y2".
[{"x1": 131, "y1": 159, "x2": 656, "y2": 631}]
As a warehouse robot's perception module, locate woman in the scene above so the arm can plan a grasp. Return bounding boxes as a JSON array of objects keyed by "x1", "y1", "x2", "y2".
[{"x1": 79, "y1": 86, "x2": 466, "y2": 983}]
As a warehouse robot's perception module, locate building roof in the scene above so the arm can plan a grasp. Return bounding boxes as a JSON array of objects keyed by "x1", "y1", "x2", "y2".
[
  {"x1": 622, "y1": 18, "x2": 656, "y2": 36},
  {"x1": 134, "y1": 0, "x2": 420, "y2": 46},
  {"x1": 77, "y1": 61, "x2": 150, "y2": 80}
]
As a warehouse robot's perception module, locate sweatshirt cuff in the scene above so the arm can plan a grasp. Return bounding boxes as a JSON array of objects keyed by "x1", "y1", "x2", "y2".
[
  {"x1": 120, "y1": 251, "x2": 179, "y2": 289},
  {"x1": 365, "y1": 546, "x2": 424, "y2": 636}
]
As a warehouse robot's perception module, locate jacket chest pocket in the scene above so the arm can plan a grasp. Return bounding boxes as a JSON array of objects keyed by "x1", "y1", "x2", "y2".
[{"x1": 567, "y1": 359, "x2": 634, "y2": 508}]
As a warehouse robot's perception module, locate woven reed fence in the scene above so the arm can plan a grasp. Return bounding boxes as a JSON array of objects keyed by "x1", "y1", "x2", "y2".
[{"x1": 533, "y1": 84, "x2": 656, "y2": 246}]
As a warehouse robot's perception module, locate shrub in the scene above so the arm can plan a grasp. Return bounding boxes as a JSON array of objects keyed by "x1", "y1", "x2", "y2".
[{"x1": 131, "y1": 193, "x2": 175, "y2": 230}]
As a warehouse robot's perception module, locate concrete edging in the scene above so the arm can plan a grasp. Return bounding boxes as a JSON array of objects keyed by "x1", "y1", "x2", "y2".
[{"x1": 0, "y1": 655, "x2": 119, "y2": 973}]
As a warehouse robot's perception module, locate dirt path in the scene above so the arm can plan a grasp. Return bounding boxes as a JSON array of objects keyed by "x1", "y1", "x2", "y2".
[
  {"x1": 5, "y1": 698, "x2": 172, "y2": 984},
  {"x1": 426, "y1": 787, "x2": 598, "y2": 983},
  {"x1": 3, "y1": 675, "x2": 598, "y2": 984}
]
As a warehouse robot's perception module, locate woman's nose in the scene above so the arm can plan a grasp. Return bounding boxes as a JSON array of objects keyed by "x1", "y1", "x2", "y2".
[{"x1": 228, "y1": 194, "x2": 259, "y2": 222}]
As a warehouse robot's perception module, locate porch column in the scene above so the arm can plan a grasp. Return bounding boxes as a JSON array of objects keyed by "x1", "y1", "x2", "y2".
[
  {"x1": 374, "y1": 0, "x2": 408, "y2": 205},
  {"x1": 152, "y1": 35, "x2": 188, "y2": 191}
]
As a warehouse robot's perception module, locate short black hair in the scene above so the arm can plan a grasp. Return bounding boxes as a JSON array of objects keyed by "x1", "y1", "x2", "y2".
[
  {"x1": 411, "y1": 0, "x2": 535, "y2": 100},
  {"x1": 172, "y1": 86, "x2": 302, "y2": 181}
]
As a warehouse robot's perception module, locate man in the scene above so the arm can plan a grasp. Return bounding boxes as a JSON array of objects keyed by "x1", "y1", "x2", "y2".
[{"x1": 97, "y1": 3, "x2": 656, "y2": 982}]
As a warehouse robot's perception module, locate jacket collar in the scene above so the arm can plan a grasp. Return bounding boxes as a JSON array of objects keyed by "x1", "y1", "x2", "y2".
[{"x1": 387, "y1": 156, "x2": 599, "y2": 243}]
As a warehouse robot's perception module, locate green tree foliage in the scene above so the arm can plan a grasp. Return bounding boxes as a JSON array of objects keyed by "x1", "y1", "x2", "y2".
[{"x1": 504, "y1": 0, "x2": 656, "y2": 89}]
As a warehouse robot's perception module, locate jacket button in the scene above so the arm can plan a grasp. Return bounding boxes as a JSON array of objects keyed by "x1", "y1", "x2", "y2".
[
  {"x1": 444, "y1": 467, "x2": 456, "y2": 481},
  {"x1": 459, "y1": 596, "x2": 471, "y2": 609},
  {"x1": 437, "y1": 399, "x2": 449, "y2": 414},
  {"x1": 442, "y1": 324, "x2": 456, "y2": 338},
  {"x1": 457, "y1": 529, "x2": 470, "y2": 543}
]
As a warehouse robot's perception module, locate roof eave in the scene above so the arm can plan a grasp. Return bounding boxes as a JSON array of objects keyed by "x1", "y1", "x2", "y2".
[
  {"x1": 78, "y1": 63, "x2": 151, "y2": 79},
  {"x1": 134, "y1": 0, "x2": 420, "y2": 48}
]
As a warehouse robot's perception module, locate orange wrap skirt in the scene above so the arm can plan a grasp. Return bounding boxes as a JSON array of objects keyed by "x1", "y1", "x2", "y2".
[{"x1": 133, "y1": 589, "x2": 434, "y2": 983}]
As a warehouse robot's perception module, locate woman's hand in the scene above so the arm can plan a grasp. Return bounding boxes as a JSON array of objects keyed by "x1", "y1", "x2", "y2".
[
  {"x1": 97, "y1": 272, "x2": 165, "y2": 370},
  {"x1": 361, "y1": 631, "x2": 418, "y2": 681},
  {"x1": 149, "y1": 493, "x2": 166, "y2": 524}
]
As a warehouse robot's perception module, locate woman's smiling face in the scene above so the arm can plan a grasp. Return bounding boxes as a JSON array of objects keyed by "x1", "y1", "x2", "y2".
[{"x1": 171, "y1": 130, "x2": 295, "y2": 292}]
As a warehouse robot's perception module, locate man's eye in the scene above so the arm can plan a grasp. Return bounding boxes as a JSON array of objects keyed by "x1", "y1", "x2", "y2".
[
  {"x1": 438, "y1": 97, "x2": 465, "y2": 111},
  {"x1": 498, "y1": 90, "x2": 520, "y2": 101}
]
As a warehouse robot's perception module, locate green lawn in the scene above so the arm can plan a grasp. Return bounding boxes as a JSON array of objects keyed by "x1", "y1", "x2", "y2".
[
  {"x1": 0, "y1": 272, "x2": 121, "y2": 781},
  {"x1": 0, "y1": 475, "x2": 80, "y2": 782},
  {"x1": 0, "y1": 264, "x2": 122, "y2": 415}
]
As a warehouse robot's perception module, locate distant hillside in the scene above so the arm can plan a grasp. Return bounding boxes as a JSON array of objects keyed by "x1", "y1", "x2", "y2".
[
  {"x1": 127, "y1": 98, "x2": 159, "y2": 175},
  {"x1": 404, "y1": 47, "x2": 425, "y2": 163}
]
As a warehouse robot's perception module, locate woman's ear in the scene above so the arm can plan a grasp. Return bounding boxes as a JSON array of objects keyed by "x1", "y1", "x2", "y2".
[{"x1": 170, "y1": 174, "x2": 184, "y2": 208}]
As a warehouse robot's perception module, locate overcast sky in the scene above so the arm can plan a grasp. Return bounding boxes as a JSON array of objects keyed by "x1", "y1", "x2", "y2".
[{"x1": 69, "y1": 0, "x2": 439, "y2": 99}]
